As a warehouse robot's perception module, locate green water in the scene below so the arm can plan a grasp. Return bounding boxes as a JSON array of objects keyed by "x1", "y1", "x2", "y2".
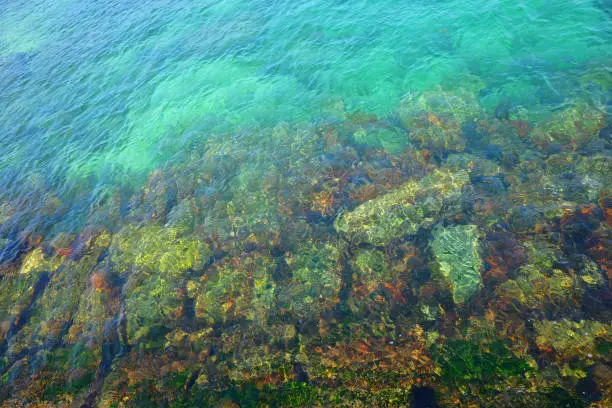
[
  {"x1": 0, "y1": 0, "x2": 610, "y2": 406},
  {"x1": 1, "y1": 0, "x2": 609, "y2": 226}
]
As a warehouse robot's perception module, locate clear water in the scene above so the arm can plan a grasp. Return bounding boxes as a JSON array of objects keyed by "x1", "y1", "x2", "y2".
[
  {"x1": 0, "y1": 0, "x2": 610, "y2": 406},
  {"x1": 2, "y1": 0, "x2": 609, "y2": 233}
]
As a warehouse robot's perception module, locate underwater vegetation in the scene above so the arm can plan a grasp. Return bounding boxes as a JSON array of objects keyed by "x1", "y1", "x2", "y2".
[
  {"x1": 0, "y1": 76, "x2": 610, "y2": 407},
  {"x1": 1, "y1": 0, "x2": 612, "y2": 405}
]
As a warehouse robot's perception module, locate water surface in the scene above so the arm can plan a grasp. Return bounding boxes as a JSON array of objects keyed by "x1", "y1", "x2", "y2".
[{"x1": 0, "y1": 0, "x2": 610, "y2": 406}]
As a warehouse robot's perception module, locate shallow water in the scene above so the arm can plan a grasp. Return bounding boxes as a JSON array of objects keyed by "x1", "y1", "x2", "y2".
[{"x1": 0, "y1": 0, "x2": 611, "y2": 406}]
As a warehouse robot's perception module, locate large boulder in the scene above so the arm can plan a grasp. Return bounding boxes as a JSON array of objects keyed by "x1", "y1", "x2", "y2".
[
  {"x1": 431, "y1": 224, "x2": 483, "y2": 304},
  {"x1": 334, "y1": 169, "x2": 470, "y2": 246}
]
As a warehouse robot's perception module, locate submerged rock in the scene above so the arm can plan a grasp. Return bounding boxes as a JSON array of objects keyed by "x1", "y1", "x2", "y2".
[
  {"x1": 431, "y1": 224, "x2": 483, "y2": 304},
  {"x1": 109, "y1": 223, "x2": 210, "y2": 277},
  {"x1": 351, "y1": 125, "x2": 410, "y2": 154},
  {"x1": 495, "y1": 240, "x2": 605, "y2": 312},
  {"x1": 334, "y1": 169, "x2": 470, "y2": 246},
  {"x1": 0, "y1": 270, "x2": 46, "y2": 343},
  {"x1": 575, "y1": 153, "x2": 611, "y2": 201},
  {"x1": 529, "y1": 102, "x2": 605, "y2": 150},
  {"x1": 277, "y1": 240, "x2": 343, "y2": 321},
  {"x1": 347, "y1": 248, "x2": 403, "y2": 315},
  {"x1": 351, "y1": 249, "x2": 388, "y2": 295},
  {"x1": 3, "y1": 235, "x2": 108, "y2": 373},
  {"x1": 399, "y1": 89, "x2": 482, "y2": 152},
  {"x1": 165, "y1": 197, "x2": 197, "y2": 233},
  {"x1": 109, "y1": 224, "x2": 211, "y2": 343},
  {"x1": 442, "y1": 153, "x2": 502, "y2": 177},
  {"x1": 18, "y1": 247, "x2": 62, "y2": 275},
  {"x1": 534, "y1": 319, "x2": 612, "y2": 361},
  {"x1": 195, "y1": 254, "x2": 276, "y2": 326}
]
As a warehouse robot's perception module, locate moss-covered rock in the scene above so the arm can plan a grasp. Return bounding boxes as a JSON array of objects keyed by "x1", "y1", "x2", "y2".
[
  {"x1": 442, "y1": 153, "x2": 502, "y2": 177},
  {"x1": 124, "y1": 273, "x2": 184, "y2": 344},
  {"x1": 201, "y1": 173, "x2": 282, "y2": 249},
  {"x1": 0, "y1": 246, "x2": 63, "y2": 341},
  {"x1": 224, "y1": 189, "x2": 281, "y2": 241},
  {"x1": 431, "y1": 224, "x2": 483, "y2": 304},
  {"x1": 539, "y1": 152, "x2": 612, "y2": 202},
  {"x1": 434, "y1": 339, "x2": 532, "y2": 384},
  {"x1": 64, "y1": 267, "x2": 117, "y2": 383},
  {"x1": 352, "y1": 249, "x2": 387, "y2": 290},
  {"x1": 575, "y1": 153, "x2": 611, "y2": 201},
  {"x1": 0, "y1": 271, "x2": 44, "y2": 342},
  {"x1": 165, "y1": 197, "x2": 197, "y2": 233},
  {"x1": 348, "y1": 249, "x2": 390, "y2": 313},
  {"x1": 334, "y1": 169, "x2": 470, "y2": 246},
  {"x1": 572, "y1": 255, "x2": 606, "y2": 287}
]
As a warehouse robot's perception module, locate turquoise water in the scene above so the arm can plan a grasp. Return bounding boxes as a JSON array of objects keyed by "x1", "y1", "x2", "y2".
[
  {"x1": 1, "y1": 0, "x2": 609, "y2": 233},
  {"x1": 0, "y1": 0, "x2": 611, "y2": 406}
]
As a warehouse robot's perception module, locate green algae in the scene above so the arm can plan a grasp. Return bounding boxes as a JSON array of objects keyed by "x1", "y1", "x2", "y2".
[
  {"x1": 6, "y1": 244, "x2": 106, "y2": 356},
  {"x1": 442, "y1": 153, "x2": 502, "y2": 177},
  {"x1": 106, "y1": 224, "x2": 212, "y2": 343},
  {"x1": 495, "y1": 268, "x2": 550, "y2": 310},
  {"x1": 0, "y1": 235, "x2": 112, "y2": 404},
  {"x1": 574, "y1": 256, "x2": 606, "y2": 288},
  {"x1": 125, "y1": 272, "x2": 184, "y2": 344},
  {"x1": 18, "y1": 247, "x2": 62, "y2": 275},
  {"x1": 575, "y1": 154, "x2": 612, "y2": 201},
  {"x1": 225, "y1": 189, "x2": 281, "y2": 240},
  {"x1": 165, "y1": 198, "x2": 198, "y2": 233},
  {"x1": 433, "y1": 339, "x2": 532, "y2": 384},
  {"x1": 347, "y1": 248, "x2": 394, "y2": 314},
  {"x1": 353, "y1": 249, "x2": 387, "y2": 281},
  {"x1": 0, "y1": 271, "x2": 44, "y2": 341},
  {"x1": 110, "y1": 223, "x2": 210, "y2": 277}
]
